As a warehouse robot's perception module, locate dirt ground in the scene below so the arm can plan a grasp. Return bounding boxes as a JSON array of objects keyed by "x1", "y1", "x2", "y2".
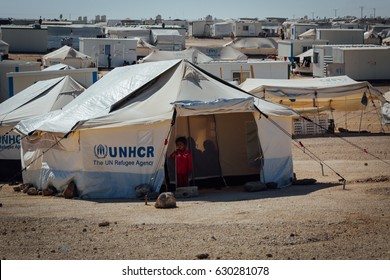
[{"x1": 0, "y1": 135, "x2": 389, "y2": 260}]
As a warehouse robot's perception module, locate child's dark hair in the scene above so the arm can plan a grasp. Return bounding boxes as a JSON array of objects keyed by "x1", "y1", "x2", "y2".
[{"x1": 175, "y1": 136, "x2": 187, "y2": 146}]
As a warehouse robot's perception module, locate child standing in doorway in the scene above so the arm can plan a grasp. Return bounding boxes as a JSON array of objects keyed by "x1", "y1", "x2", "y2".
[{"x1": 169, "y1": 137, "x2": 192, "y2": 188}]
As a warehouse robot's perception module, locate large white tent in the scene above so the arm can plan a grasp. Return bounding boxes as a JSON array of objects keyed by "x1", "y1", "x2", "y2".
[
  {"x1": 16, "y1": 59, "x2": 298, "y2": 199},
  {"x1": 0, "y1": 76, "x2": 85, "y2": 181},
  {"x1": 42, "y1": 46, "x2": 94, "y2": 69}
]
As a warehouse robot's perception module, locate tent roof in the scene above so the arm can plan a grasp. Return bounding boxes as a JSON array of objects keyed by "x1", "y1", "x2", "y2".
[
  {"x1": 0, "y1": 76, "x2": 85, "y2": 127},
  {"x1": 298, "y1": 28, "x2": 316, "y2": 39},
  {"x1": 16, "y1": 59, "x2": 297, "y2": 135},
  {"x1": 43, "y1": 63, "x2": 76, "y2": 71},
  {"x1": 193, "y1": 46, "x2": 248, "y2": 61},
  {"x1": 239, "y1": 76, "x2": 387, "y2": 113},
  {"x1": 141, "y1": 48, "x2": 213, "y2": 63},
  {"x1": 42, "y1": 45, "x2": 92, "y2": 60},
  {"x1": 224, "y1": 37, "x2": 278, "y2": 49},
  {"x1": 240, "y1": 76, "x2": 384, "y2": 100}
]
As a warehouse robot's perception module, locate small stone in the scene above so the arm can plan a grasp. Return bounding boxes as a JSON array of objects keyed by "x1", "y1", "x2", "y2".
[
  {"x1": 99, "y1": 221, "x2": 110, "y2": 227},
  {"x1": 196, "y1": 253, "x2": 209, "y2": 259},
  {"x1": 155, "y1": 192, "x2": 176, "y2": 208},
  {"x1": 266, "y1": 253, "x2": 273, "y2": 258}
]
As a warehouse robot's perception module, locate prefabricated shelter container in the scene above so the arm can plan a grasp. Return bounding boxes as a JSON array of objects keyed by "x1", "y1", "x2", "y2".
[
  {"x1": 332, "y1": 46, "x2": 390, "y2": 80},
  {"x1": 0, "y1": 25, "x2": 48, "y2": 53},
  {"x1": 316, "y1": 29, "x2": 364, "y2": 45},
  {"x1": 104, "y1": 27, "x2": 151, "y2": 43},
  {"x1": 311, "y1": 44, "x2": 387, "y2": 79},
  {"x1": 278, "y1": 39, "x2": 328, "y2": 61},
  {"x1": 6, "y1": 67, "x2": 98, "y2": 96},
  {"x1": 232, "y1": 21, "x2": 263, "y2": 37},
  {"x1": 46, "y1": 24, "x2": 104, "y2": 50},
  {"x1": 289, "y1": 23, "x2": 318, "y2": 40},
  {"x1": 0, "y1": 61, "x2": 41, "y2": 102},
  {"x1": 150, "y1": 29, "x2": 184, "y2": 51},
  {"x1": 189, "y1": 20, "x2": 213, "y2": 37},
  {"x1": 79, "y1": 37, "x2": 137, "y2": 68},
  {"x1": 0, "y1": 76, "x2": 85, "y2": 181},
  {"x1": 16, "y1": 59, "x2": 297, "y2": 199},
  {"x1": 197, "y1": 60, "x2": 290, "y2": 83},
  {"x1": 42, "y1": 46, "x2": 94, "y2": 68},
  {"x1": 211, "y1": 21, "x2": 233, "y2": 38}
]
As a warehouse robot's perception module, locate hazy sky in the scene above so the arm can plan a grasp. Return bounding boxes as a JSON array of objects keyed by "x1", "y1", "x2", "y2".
[{"x1": 1, "y1": 0, "x2": 389, "y2": 21}]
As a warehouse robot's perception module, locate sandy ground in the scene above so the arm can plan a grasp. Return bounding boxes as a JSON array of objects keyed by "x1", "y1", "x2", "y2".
[{"x1": 0, "y1": 135, "x2": 389, "y2": 260}]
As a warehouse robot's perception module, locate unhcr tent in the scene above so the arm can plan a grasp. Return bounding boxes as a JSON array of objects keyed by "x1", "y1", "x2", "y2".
[
  {"x1": 224, "y1": 37, "x2": 278, "y2": 56},
  {"x1": 16, "y1": 59, "x2": 297, "y2": 199},
  {"x1": 0, "y1": 76, "x2": 85, "y2": 181},
  {"x1": 194, "y1": 46, "x2": 248, "y2": 61},
  {"x1": 140, "y1": 48, "x2": 213, "y2": 64},
  {"x1": 240, "y1": 75, "x2": 390, "y2": 124},
  {"x1": 42, "y1": 46, "x2": 94, "y2": 69},
  {"x1": 42, "y1": 63, "x2": 76, "y2": 71}
]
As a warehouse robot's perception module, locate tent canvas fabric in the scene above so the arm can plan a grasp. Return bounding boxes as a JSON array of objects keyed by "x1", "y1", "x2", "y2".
[
  {"x1": 194, "y1": 46, "x2": 248, "y2": 61},
  {"x1": 16, "y1": 59, "x2": 298, "y2": 199},
  {"x1": 0, "y1": 76, "x2": 85, "y2": 180},
  {"x1": 42, "y1": 46, "x2": 94, "y2": 68},
  {"x1": 239, "y1": 76, "x2": 389, "y2": 119}
]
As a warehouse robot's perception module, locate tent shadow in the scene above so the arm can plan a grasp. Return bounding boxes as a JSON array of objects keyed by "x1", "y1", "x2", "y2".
[
  {"x1": 84, "y1": 182, "x2": 341, "y2": 204},
  {"x1": 181, "y1": 182, "x2": 341, "y2": 203}
]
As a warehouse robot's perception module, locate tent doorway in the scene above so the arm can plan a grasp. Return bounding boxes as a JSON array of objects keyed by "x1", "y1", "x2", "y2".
[{"x1": 166, "y1": 112, "x2": 263, "y2": 189}]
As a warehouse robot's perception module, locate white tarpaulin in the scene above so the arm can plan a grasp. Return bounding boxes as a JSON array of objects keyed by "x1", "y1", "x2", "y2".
[{"x1": 18, "y1": 59, "x2": 298, "y2": 198}]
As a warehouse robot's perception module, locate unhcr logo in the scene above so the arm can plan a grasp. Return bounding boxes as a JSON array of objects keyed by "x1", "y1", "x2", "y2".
[{"x1": 94, "y1": 144, "x2": 108, "y2": 159}]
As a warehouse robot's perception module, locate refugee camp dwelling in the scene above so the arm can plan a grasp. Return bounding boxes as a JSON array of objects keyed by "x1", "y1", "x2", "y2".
[
  {"x1": 231, "y1": 20, "x2": 263, "y2": 37},
  {"x1": 6, "y1": 67, "x2": 98, "y2": 96},
  {"x1": 79, "y1": 37, "x2": 138, "y2": 68},
  {"x1": 140, "y1": 48, "x2": 213, "y2": 64},
  {"x1": 197, "y1": 60, "x2": 290, "y2": 83},
  {"x1": 0, "y1": 60, "x2": 41, "y2": 102},
  {"x1": 0, "y1": 25, "x2": 48, "y2": 53},
  {"x1": 316, "y1": 29, "x2": 364, "y2": 45},
  {"x1": 277, "y1": 39, "x2": 328, "y2": 62},
  {"x1": 150, "y1": 28, "x2": 184, "y2": 51},
  {"x1": 0, "y1": 76, "x2": 85, "y2": 181},
  {"x1": 136, "y1": 38, "x2": 159, "y2": 59},
  {"x1": 188, "y1": 16, "x2": 215, "y2": 38},
  {"x1": 239, "y1": 76, "x2": 389, "y2": 135},
  {"x1": 312, "y1": 45, "x2": 390, "y2": 80},
  {"x1": 42, "y1": 46, "x2": 94, "y2": 69},
  {"x1": 364, "y1": 29, "x2": 382, "y2": 45},
  {"x1": 104, "y1": 26, "x2": 151, "y2": 42},
  {"x1": 224, "y1": 37, "x2": 278, "y2": 57},
  {"x1": 192, "y1": 46, "x2": 247, "y2": 61},
  {"x1": 289, "y1": 23, "x2": 318, "y2": 40},
  {"x1": 211, "y1": 21, "x2": 234, "y2": 38},
  {"x1": 45, "y1": 23, "x2": 105, "y2": 50},
  {"x1": 16, "y1": 59, "x2": 297, "y2": 199}
]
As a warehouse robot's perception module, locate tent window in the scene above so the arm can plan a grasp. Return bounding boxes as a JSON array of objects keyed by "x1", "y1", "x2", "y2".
[{"x1": 243, "y1": 25, "x2": 249, "y2": 31}]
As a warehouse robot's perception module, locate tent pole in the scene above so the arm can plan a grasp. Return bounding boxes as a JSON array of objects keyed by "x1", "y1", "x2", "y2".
[{"x1": 186, "y1": 116, "x2": 196, "y2": 187}]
